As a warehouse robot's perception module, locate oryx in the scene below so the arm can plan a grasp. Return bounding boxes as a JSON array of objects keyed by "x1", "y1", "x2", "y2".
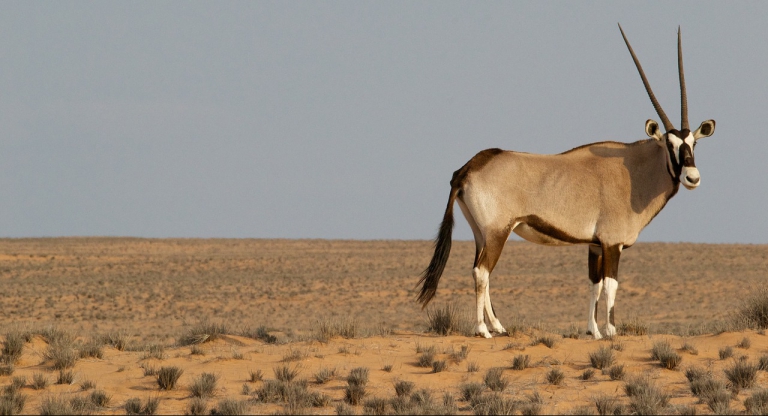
[{"x1": 416, "y1": 25, "x2": 716, "y2": 339}]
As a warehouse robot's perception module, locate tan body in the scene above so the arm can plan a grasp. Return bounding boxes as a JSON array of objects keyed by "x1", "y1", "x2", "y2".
[{"x1": 416, "y1": 25, "x2": 716, "y2": 339}]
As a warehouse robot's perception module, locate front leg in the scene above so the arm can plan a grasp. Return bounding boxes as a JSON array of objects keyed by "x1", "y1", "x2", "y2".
[{"x1": 586, "y1": 245, "x2": 603, "y2": 339}]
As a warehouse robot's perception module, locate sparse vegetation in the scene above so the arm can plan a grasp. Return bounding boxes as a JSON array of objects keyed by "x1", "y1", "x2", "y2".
[
  {"x1": 546, "y1": 368, "x2": 565, "y2": 385},
  {"x1": 124, "y1": 396, "x2": 159, "y2": 415},
  {"x1": 448, "y1": 344, "x2": 470, "y2": 362},
  {"x1": 31, "y1": 372, "x2": 48, "y2": 390},
  {"x1": 274, "y1": 365, "x2": 300, "y2": 382},
  {"x1": 89, "y1": 390, "x2": 111, "y2": 407},
  {"x1": 624, "y1": 375, "x2": 669, "y2": 415},
  {"x1": 483, "y1": 367, "x2": 509, "y2": 392},
  {"x1": 719, "y1": 345, "x2": 734, "y2": 359},
  {"x1": 736, "y1": 336, "x2": 751, "y2": 349},
  {"x1": 156, "y1": 366, "x2": 183, "y2": 390},
  {"x1": 589, "y1": 346, "x2": 614, "y2": 369},
  {"x1": 432, "y1": 360, "x2": 448, "y2": 373},
  {"x1": 680, "y1": 340, "x2": 698, "y2": 355},
  {"x1": 581, "y1": 368, "x2": 595, "y2": 380},
  {"x1": 532, "y1": 335, "x2": 557, "y2": 349},
  {"x1": 471, "y1": 392, "x2": 517, "y2": 415},
  {"x1": 617, "y1": 316, "x2": 649, "y2": 336},
  {"x1": 186, "y1": 397, "x2": 208, "y2": 415},
  {"x1": 735, "y1": 286, "x2": 768, "y2": 329},
  {"x1": 344, "y1": 367, "x2": 369, "y2": 405},
  {"x1": 39, "y1": 394, "x2": 73, "y2": 415},
  {"x1": 79, "y1": 379, "x2": 95, "y2": 391},
  {"x1": 189, "y1": 372, "x2": 218, "y2": 398},
  {"x1": 315, "y1": 317, "x2": 358, "y2": 342},
  {"x1": 468, "y1": 361, "x2": 480, "y2": 373},
  {"x1": 178, "y1": 320, "x2": 229, "y2": 346},
  {"x1": 461, "y1": 382, "x2": 485, "y2": 402},
  {"x1": 248, "y1": 369, "x2": 263, "y2": 382},
  {"x1": 650, "y1": 339, "x2": 682, "y2": 369},
  {"x1": 1, "y1": 331, "x2": 25, "y2": 365},
  {"x1": 512, "y1": 354, "x2": 530, "y2": 370},
  {"x1": 426, "y1": 303, "x2": 473, "y2": 336},
  {"x1": 607, "y1": 364, "x2": 625, "y2": 381},
  {"x1": 212, "y1": 398, "x2": 250, "y2": 415},
  {"x1": 56, "y1": 369, "x2": 73, "y2": 385},
  {"x1": 593, "y1": 394, "x2": 623, "y2": 416},
  {"x1": 394, "y1": 380, "x2": 415, "y2": 397},
  {"x1": 724, "y1": 359, "x2": 758, "y2": 391},
  {"x1": 313, "y1": 367, "x2": 336, "y2": 384},
  {"x1": 417, "y1": 349, "x2": 436, "y2": 368},
  {"x1": 744, "y1": 389, "x2": 768, "y2": 415}
]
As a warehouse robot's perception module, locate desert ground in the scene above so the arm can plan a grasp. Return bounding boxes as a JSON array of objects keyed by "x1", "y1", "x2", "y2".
[{"x1": 0, "y1": 238, "x2": 767, "y2": 414}]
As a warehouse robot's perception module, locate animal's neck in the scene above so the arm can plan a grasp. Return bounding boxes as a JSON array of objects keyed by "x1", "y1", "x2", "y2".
[{"x1": 629, "y1": 140, "x2": 681, "y2": 223}]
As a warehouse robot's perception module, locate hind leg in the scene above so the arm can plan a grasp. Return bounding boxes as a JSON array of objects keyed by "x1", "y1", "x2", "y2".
[
  {"x1": 473, "y1": 230, "x2": 509, "y2": 338},
  {"x1": 602, "y1": 244, "x2": 622, "y2": 337},
  {"x1": 586, "y1": 245, "x2": 604, "y2": 339}
]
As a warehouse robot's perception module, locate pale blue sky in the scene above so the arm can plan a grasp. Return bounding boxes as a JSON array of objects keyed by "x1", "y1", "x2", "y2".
[{"x1": 1, "y1": 2, "x2": 765, "y2": 243}]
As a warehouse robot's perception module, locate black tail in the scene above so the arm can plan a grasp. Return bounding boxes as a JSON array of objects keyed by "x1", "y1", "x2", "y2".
[{"x1": 416, "y1": 186, "x2": 458, "y2": 308}]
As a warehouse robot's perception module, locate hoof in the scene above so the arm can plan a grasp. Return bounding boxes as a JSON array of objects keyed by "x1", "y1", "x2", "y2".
[
  {"x1": 586, "y1": 330, "x2": 603, "y2": 340},
  {"x1": 476, "y1": 331, "x2": 493, "y2": 339}
]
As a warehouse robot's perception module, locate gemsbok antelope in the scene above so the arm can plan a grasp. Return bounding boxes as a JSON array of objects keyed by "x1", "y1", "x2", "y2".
[{"x1": 417, "y1": 25, "x2": 716, "y2": 339}]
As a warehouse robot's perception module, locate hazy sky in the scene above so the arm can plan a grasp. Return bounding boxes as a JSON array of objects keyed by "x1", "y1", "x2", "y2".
[{"x1": 1, "y1": 2, "x2": 766, "y2": 243}]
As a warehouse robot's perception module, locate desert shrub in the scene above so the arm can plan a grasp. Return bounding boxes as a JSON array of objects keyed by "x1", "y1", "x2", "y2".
[
  {"x1": 0, "y1": 365, "x2": 13, "y2": 376},
  {"x1": 141, "y1": 364, "x2": 157, "y2": 377},
  {"x1": 344, "y1": 384, "x2": 366, "y2": 405},
  {"x1": 79, "y1": 379, "x2": 95, "y2": 391},
  {"x1": 448, "y1": 344, "x2": 470, "y2": 362},
  {"x1": 394, "y1": 380, "x2": 415, "y2": 397},
  {"x1": 1, "y1": 331, "x2": 25, "y2": 365},
  {"x1": 719, "y1": 346, "x2": 734, "y2": 359},
  {"x1": 78, "y1": 339, "x2": 104, "y2": 359},
  {"x1": 44, "y1": 337, "x2": 77, "y2": 370},
  {"x1": 519, "y1": 392, "x2": 543, "y2": 416},
  {"x1": 758, "y1": 354, "x2": 768, "y2": 371},
  {"x1": 417, "y1": 349, "x2": 436, "y2": 368},
  {"x1": 589, "y1": 346, "x2": 614, "y2": 369},
  {"x1": 680, "y1": 341, "x2": 698, "y2": 355},
  {"x1": 89, "y1": 390, "x2": 111, "y2": 407},
  {"x1": 156, "y1": 366, "x2": 183, "y2": 390},
  {"x1": 190, "y1": 372, "x2": 218, "y2": 398},
  {"x1": 178, "y1": 320, "x2": 229, "y2": 346},
  {"x1": 483, "y1": 367, "x2": 508, "y2": 392},
  {"x1": 141, "y1": 344, "x2": 165, "y2": 360},
  {"x1": 315, "y1": 317, "x2": 358, "y2": 342},
  {"x1": 186, "y1": 397, "x2": 208, "y2": 415},
  {"x1": 313, "y1": 367, "x2": 336, "y2": 384},
  {"x1": 512, "y1": 354, "x2": 530, "y2": 370},
  {"x1": 607, "y1": 364, "x2": 625, "y2": 381},
  {"x1": 427, "y1": 303, "x2": 474, "y2": 337},
  {"x1": 651, "y1": 340, "x2": 682, "y2": 369},
  {"x1": 382, "y1": 364, "x2": 393, "y2": 372},
  {"x1": 0, "y1": 387, "x2": 26, "y2": 415},
  {"x1": 610, "y1": 340, "x2": 624, "y2": 351},
  {"x1": 593, "y1": 394, "x2": 623, "y2": 416},
  {"x1": 624, "y1": 375, "x2": 669, "y2": 415},
  {"x1": 684, "y1": 366, "x2": 709, "y2": 383},
  {"x1": 569, "y1": 405, "x2": 598, "y2": 415},
  {"x1": 212, "y1": 398, "x2": 250, "y2": 415},
  {"x1": 124, "y1": 397, "x2": 160, "y2": 415},
  {"x1": 744, "y1": 389, "x2": 768, "y2": 415},
  {"x1": 415, "y1": 343, "x2": 435, "y2": 354},
  {"x1": 248, "y1": 369, "x2": 263, "y2": 382},
  {"x1": 68, "y1": 396, "x2": 92, "y2": 414},
  {"x1": 734, "y1": 286, "x2": 768, "y2": 329},
  {"x1": 280, "y1": 347, "x2": 307, "y2": 362},
  {"x1": 103, "y1": 331, "x2": 128, "y2": 351},
  {"x1": 432, "y1": 360, "x2": 448, "y2": 373},
  {"x1": 472, "y1": 392, "x2": 517, "y2": 415},
  {"x1": 241, "y1": 325, "x2": 277, "y2": 344},
  {"x1": 460, "y1": 382, "x2": 486, "y2": 402},
  {"x1": 53, "y1": 369, "x2": 72, "y2": 385},
  {"x1": 546, "y1": 368, "x2": 565, "y2": 385},
  {"x1": 10, "y1": 376, "x2": 26, "y2": 391},
  {"x1": 533, "y1": 335, "x2": 557, "y2": 349},
  {"x1": 39, "y1": 394, "x2": 73, "y2": 415},
  {"x1": 335, "y1": 403, "x2": 355, "y2": 415},
  {"x1": 724, "y1": 359, "x2": 758, "y2": 391},
  {"x1": 737, "y1": 337, "x2": 752, "y2": 349},
  {"x1": 274, "y1": 365, "x2": 300, "y2": 382},
  {"x1": 347, "y1": 367, "x2": 369, "y2": 387},
  {"x1": 617, "y1": 317, "x2": 649, "y2": 336},
  {"x1": 363, "y1": 396, "x2": 389, "y2": 415},
  {"x1": 190, "y1": 345, "x2": 205, "y2": 356},
  {"x1": 581, "y1": 368, "x2": 595, "y2": 380},
  {"x1": 31, "y1": 372, "x2": 48, "y2": 390},
  {"x1": 467, "y1": 361, "x2": 480, "y2": 372}
]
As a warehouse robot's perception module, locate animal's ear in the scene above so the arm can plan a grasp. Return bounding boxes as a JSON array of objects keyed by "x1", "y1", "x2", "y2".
[
  {"x1": 645, "y1": 119, "x2": 663, "y2": 140},
  {"x1": 693, "y1": 119, "x2": 715, "y2": 140}
]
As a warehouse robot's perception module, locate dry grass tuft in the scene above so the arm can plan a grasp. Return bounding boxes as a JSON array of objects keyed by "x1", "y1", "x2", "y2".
[
  {"x1": 189, "y1": 373, "x2": 218, "y2": 398},
  {"x1": 426, "y1": 303, "x2": 473, "y2": 336},
  {"x1": 617, "y1": 316, "x2": 649, "y2": 336},
  {"x1": 624, "y1": 375, "x2": 669, "y2": 415},
  {"x1": 483, "y1": 367, "x2": 509, "y2": 392},
  {"x1": 650, "y1": 339, "x2": 682, "y2": 369},
  {"x1": 546, "y1": 368, "x2": 565, "y2": 385},
  {"x1": 734, "y1": 286, "x2": 768, "y2": 329},
  {"x1": 719, "y1": 346, "x2": 734, "y2": 360},
  {"x1": 178, "y1": 320, "x2": 229, "y2": 346},
  {"x1": 156, "y1": 366, "x2": 183, "y2": 390},
  {"x1": 512, "y1": 354, "x2": 530, "y2": 370},
  {"x1": 589, "y1": 346, "x2": 614, "y2": 370},
  {"x1": 724, "y1": 359, "x2": 758, "y2": 391}
]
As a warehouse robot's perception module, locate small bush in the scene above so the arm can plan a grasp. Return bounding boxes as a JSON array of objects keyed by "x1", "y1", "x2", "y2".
[
  {"x1": 10, "y1": 376, "x2": 26, "y2": 391},
  {"x1": 79, "y1": 379, "x2": 95, "y2": 391},
  {"x1": 624, "y1": 375, "x2": 669, "y2": 415},
  {"x1": 417, "y1": 350, "x2": 436, "y2": 368},
  {"x1": 31, "y1": 372, "x2": 48, "y2": 390},
  {"x1": 363, "y1": 397, "x2": 389, "y2": 415},
  {"x1": 617, "y1": 317, "x2": 649, "y2": 336},
  {"x1": 472, "y1": 392, "x2": 517, "y2": 415},
  {"x1": 89, "y1": 390, "x2": 111, "y2": 407},
  {"x1": 719, "y1": 346, "x2": 734, "y2": 360},
  {"x1": 448, "y1": 344, "x2": 470, "y2": 362},
  {"x1": 589, "y1": 346, "x2": 614, "y2": 369},
  {"x1": 39, "y1": 395, "x2": 72, "y2": 415},
  {"x1": 0, "y1": 365, "x2": 13, "y2": 376},
  {"x1": 186, "y1": 397, "x2": 208, "y2": 415},
  {"x1": 684, "y1": 366, "x2": 709, "y2": 383},
  {"x1": 178, "y1": 320, "x2": 229, "y2": 346},
  {"x1": 313, "y1": 367, "x2": 336, "y2": 384},
  {"x1": 394, "y1": 380, "x2": 415, "y2": 397},
  {"x1": 78, "y1": 340, "x2": 104, "y2": 359},
  {"x1": 316, "y1": 317, "x2": 358, "y2": 342},
  {"x1": 69, "y1": 396, "x2": 92, "y2": 414},
  {"x1": 347, "y1": 367, "x2": 369, "y2": 387},
  {"x1": 533, "y1": 335, "x2": 557, "y2": 349},
  {"x1": 546, "y1": 368, "x2": 564, "y2": 385},
  {"x1": 44, "y1": 339, "x2": 77, "y2": 370},
  {"x1": 55, "y1": 369, "x2": 73, "y2": 385},
  {"x1": 734, "y1": 286, "x2": 768, "y2": 329},
  {"x1": 344, "y1": 384, "x2": 366, "y2": 405},
  {"x1": 467, "y1": 361, "x2": 480, "y2": 373},
  {"x1": 156, "y1": 366, "x2": 183, "y2": 390},
  {"x1": 241, "y1": 325, "x2": 278, "y2": 344},
  {"x1": 123, "y1": 398, "x2": 142, "y2": 415},
  {"x1": 680, "y1": 341, "x2": 698, "y2": 355},
  {"x1": 724, "y1": 359, "x2": 758, "y2": 391},
  {"x1": 426, "y1": 303, "x2": 460, "y2": 336},
  {"x1": 274, "y1": 365, "x2": 300, "y2": 382},
  {"x1": 190, "y1": 372, "x2": 218, "y2": 398},
  {"x1": 335, "y1": 403, "x2": 355, "y2": 415},
  {"x1": 460, "y1": 382, "x2": 485, "y2": 402},
  {"x1": 248, "y1": 369, "x2": 263, "y2": 382},
  {"x1": 581, "y1": 368, "x2": 595, "y2": 380},
  {"x1": 483, "y1": 367, "x2": 508, "y2": 392},
  {"x1": 212, "y1": 398, "x2": 250, "y2": 415},
  {"x1": 281, "y1": 347, "x2": 306, "y2": 362},
  {"x1": 141, "y1": 364, "x2": 157, "y2": 377},
  {"x1": 593, "y1": 394, "x2": 623, "y2": 416},
  {"x1": 607, "y1": 364, "x2": 625, "y2": 381},
  {"x1": 141, "y1": 344, "x2": 165, "y2": 360},
  {"x1": 432, "y1": 360, "x2": 448, "y2": 373},
  {"x1": 382, "y1": 364, "x2": 393, "y2": 372},
  {"x1": 758, "y1": 354, "x2": 768, "y2": 371},
  {"x1": 737, "y1": 337, "x2": 752, "y2": 349},
  {"x1": 1, "y1": 331, "x2": 25, "y2": 365},
  {"x1": 103, "y1": 331, "x2": 128, "y2": 351},
  {"x1": 744, "y1": 389, "x2": 768, "y2": 415},
  {"x1": 512, "y1": 354, "x2": 530, "y2": 370},
  {"x1": 650, "y1": 339, "x2": 682, "y2": 369}
]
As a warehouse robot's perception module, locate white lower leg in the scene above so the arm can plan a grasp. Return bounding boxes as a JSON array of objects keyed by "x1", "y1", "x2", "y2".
[
  {"x1": 483, "y1": 282, "x2": 506, "y2": 334},
  {"x1": 473, "y1": 267, "x2": 491, "y2": 338},
  {"x1": 604, "y1": 277, "x2": 618, "y2": 337},
  {"x1": 587, "y1": 280, "x2": 603, "y2": 339}
]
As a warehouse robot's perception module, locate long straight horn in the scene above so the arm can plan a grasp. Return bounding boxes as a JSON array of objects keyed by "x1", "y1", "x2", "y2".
[
  {"x1": 678, "y1": 26, "x2": 689, "y2": 130},
  {"x1": 618, "y1": 23, "x2": 674, "y2": 132}
]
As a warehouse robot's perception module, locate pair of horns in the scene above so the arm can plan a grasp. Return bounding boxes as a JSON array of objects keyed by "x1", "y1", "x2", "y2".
[{"x1": 618, "y1": 24, "x2": 689, "y2": 131}]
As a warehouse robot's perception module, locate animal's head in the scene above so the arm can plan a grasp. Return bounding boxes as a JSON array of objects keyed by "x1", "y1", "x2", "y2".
[{"x1": 619, "y1": 24, "x2": 716, "y2": 190}]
